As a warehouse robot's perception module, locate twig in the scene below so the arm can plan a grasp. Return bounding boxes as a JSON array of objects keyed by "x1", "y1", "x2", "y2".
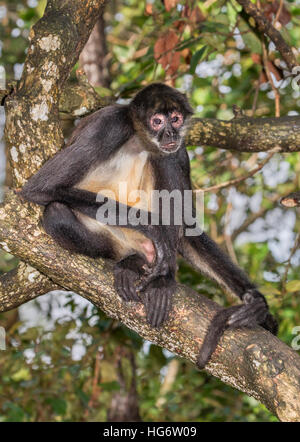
[
  {"x1": 262, "y1": 40, "x2": 280, "y2": 117},
  {"x1": 156, "y1": 359, "x2": 180, "y2": 408},
  {"x1": 231, "y1": 193, "x2": 279, "y2": 241},
  {"x1": 273, "y1": 0, "x2": 284, "y2": 26},
  {"x1": 236, "y1": 0, "x2": 298, "y2": 72},
  {"x1": 194, "y1": 149, "x2": 278, "y2": 193},
  {"x1": 251, "y1": 79, "x2": 261, "y2": 116},
  {"x1": 281, "y1": 233, "x2": 300, "y2": 297}
]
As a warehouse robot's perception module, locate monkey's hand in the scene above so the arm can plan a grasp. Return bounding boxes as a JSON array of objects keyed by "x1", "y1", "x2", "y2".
[
  {"x1": 140, "y1": 275, "x2": 176, "y2": 328},
  {"x1": 197, "y1": 289, "x2": 278, "y2": 370}
]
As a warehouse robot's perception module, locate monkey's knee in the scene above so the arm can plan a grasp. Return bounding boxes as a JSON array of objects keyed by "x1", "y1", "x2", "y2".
[
  {"x1": 43, "y1": 202, "x2": 72, "y2": 234},
  {"x1": 42, "y1": 202, "x2": 80, "y2": 250},
  {"x1": 44, "y1": 202, "x2": 67, "y2": 218}
]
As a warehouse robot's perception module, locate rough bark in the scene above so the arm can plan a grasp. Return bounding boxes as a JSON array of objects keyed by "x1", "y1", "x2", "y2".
[
  {"x1": 0, "y1": 261, "x2": 60, "y2": 312},
  {"x1": 186, "y1": 115, "x2": 300, "y2": 152},
  {"x1": 79, "y1": 13, "x2": 111, "y2": 88},
  {"x1": 0, "y1": 190, "x2": 300, "y2": 421},
  {"x1": 236, "y1": 0, "x2": 299, "y2": 72},
  {"x1": 4, "y1": 0, "x2": 106, "y2": 186}
]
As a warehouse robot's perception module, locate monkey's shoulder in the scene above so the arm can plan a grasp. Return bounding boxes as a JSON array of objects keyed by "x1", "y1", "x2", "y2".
[{"x1": 67, "y1": 104, "x2": 134, "y2": 147}]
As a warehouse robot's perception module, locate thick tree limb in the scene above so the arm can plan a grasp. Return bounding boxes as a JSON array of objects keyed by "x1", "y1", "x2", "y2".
[
  {"x1": 186, "y1": 116, "x2": 300, "y2": 152},
  {"x1": 79, "y1": 12, "x2": 111, "y2": 88},
  {"x1": 0, "y1": 191, "x2": 300, "y2": 421},
  {"x1": 236, "y1": 0, "x2": 299, "y2": 72},
  {"x1": 0, "y1": 261, "x2": 60, "y2": 312},
  {"x1": 55, "y1": 89, "x2": 300, "y2": 152},
  {"x1": 4, "y1": 0, "x2": 106, "y2": 186}
]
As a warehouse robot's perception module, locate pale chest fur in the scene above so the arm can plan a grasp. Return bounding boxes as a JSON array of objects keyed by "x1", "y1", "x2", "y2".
[
  {"x1": 75, "y1": 135, "x2": 155, "y2": 261},
  {"x1": 76, "y1": 135, "x2": 154, "y2": 210}
]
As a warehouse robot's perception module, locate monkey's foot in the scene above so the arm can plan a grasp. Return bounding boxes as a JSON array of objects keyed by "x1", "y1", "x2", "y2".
[
  {"x1": 228, "y1": 289, "x2": 278, "y2": 334},
  {"x1": 140, "y1": 276, "x2": 175, "y2": 328},
  {"x1": 114, "y1": 254, "x2": 146, "y2": 303},
  {"x1": 197, "y1": 291, "x2": 277, "y2": 370}
]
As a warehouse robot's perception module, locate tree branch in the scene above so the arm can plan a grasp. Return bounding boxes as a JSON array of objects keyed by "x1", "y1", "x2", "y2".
[
  {"x1": 4, "y1": 0, "x2": 106, "y2": 187},
  {"x1": 0, "y1": 191, "x2": 299, "y2": 421},
  {"x1": 186, "y1": 115, "x2": 300, "y2": 152},
  {"x1": 56, "y1": 89, "x2": 300, "y2": 152},
  {"x1": 0, "y1": 261, "x2": 60, "y2": 312},
  {"x1": 236, "y1": 0, "x2": 299, "y2": 72}
]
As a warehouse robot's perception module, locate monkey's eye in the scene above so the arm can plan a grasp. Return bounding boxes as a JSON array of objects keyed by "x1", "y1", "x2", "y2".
[
  {"x1": 150, "y1": 114, "x2": 165, "y2": 131},
  {"x1": 170, "y1": 111, "x2": 183, "y2": 128}
]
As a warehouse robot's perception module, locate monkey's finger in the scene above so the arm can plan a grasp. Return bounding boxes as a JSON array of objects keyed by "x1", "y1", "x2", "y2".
[
  {"x1": 125, "y1": 272, "x2": 141, "y2": 302},
  {"x1": 156, "y1": 290, "x2": 172, "y2": 327},
  {"x1": 142, "y1": 289, "x2": 161, "y2": 328},
  {"x1": 150, "y1": 290, "x2": 163, "y2": 328},
  {"x1": 114, "y1": 269, "x2": 140, "y2": 302},
  {"x1": 228, "y1": 299, "x2": 267, "y2": 327},
  {"x1": 142, "y1": 292, "x2": 153, "y2": 324}
]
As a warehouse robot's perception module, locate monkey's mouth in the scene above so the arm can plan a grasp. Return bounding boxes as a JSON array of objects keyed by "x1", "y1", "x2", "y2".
[{"x1": 161, "y1": 142, "x2": 178, "y2": 152}]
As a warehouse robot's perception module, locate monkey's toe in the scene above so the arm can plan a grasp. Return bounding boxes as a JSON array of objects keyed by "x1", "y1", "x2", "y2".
[
  {"x1": 141, "y1": 276, "x2": 175, "y2": 328},
  {"x1": 114, "y1": 268, "x2": 141, "y2": 302},
  {"x1": 114, "y1": 256, "x2": 146, "y2": 303},
  {"x1": 227, "y1": 298, "x2": 268, "y2": 328}
]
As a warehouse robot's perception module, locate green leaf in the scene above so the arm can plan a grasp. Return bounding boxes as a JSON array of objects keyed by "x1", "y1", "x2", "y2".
[
  {"x1": 227, "y1": 2, "x2": 238, "y2": 29},
  {"x1": 190, "y1": 46, "x2": 207, "y2": 74},
  {"x1": 286, "y1": 280, "x2": 300, "y2": 292},
  {"x1": 101, "y1": 381, "x2": 121, "y2": 392},
  {"x1": 11, "y1": 368, "x2": 31, "y2": 382},
  {"x1": 46, "y1": 398, "x2": 67, "y2": 416}
]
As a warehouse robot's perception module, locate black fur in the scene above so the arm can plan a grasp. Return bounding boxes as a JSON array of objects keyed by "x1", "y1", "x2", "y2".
[{"x1": 20, "y1": 83, "x2": 277, "y2": 369}]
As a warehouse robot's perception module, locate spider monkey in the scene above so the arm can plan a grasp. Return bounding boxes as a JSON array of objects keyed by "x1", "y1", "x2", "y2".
[{"x1": 20, "y1": 83, "x2": 278, "y2": 369}]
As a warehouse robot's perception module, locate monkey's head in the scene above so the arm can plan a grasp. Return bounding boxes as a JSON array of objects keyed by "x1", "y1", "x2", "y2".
[{"x1": 130, "y1": 83, "x2": 193, "y2": 155}]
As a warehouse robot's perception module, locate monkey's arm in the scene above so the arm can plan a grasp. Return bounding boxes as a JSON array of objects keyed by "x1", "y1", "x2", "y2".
[
  {"x1": 20, "y1": 105, "x2": 134, "y2": 205},
  {"x1": 179, "y1": 234, "x2": 278, "y2": 368},
  {"x1": 51, "y1": 186, "x2": 177, "y2": 281}
]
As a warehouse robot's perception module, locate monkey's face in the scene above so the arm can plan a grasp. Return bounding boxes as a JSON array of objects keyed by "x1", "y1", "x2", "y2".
[
  {"x1": 148, "y1": 110, "x2": 186, "y2": 154},
  {"x1": 130, "y1": 83, "x2": 193, "y2": 155}
]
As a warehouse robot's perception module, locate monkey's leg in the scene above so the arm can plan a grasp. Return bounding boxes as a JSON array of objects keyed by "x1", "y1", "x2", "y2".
[
  {"x1": 43, "y1": 203, "x2": 158, "y2": 310},
  {"x1": 179, "y1": 234, "x2": 278, "y2": 369},
  {"x1": 51, "y1": 187, "x2": 178, "y2": 283},
  {"x1": 43, "y1": 202, "x2": 116, "y2": 259},
  {"x1": 37, "y1": 190, "x2": 179, "y2": 327},
  {"x1": 44, "y1": 203, "x2": 146, "y2": 305}
]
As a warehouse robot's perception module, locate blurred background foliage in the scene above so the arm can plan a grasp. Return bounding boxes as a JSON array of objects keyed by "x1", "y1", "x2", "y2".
[{"x1": 0, "y1": 0, "x2": 299, "y2": 422}]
